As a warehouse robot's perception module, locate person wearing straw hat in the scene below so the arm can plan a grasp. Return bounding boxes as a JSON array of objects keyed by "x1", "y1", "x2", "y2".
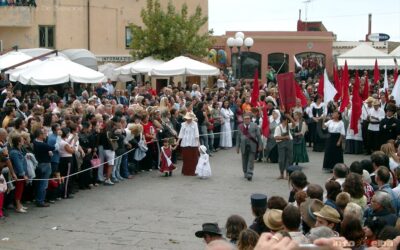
[
  {"x1": 299, "y1": 198, "x2": 324, "y2": 234},
  {"x1": 177, "y1": 113, "x2": 199, "y2": 176},
  {"x1": 236, "y1": 112, "x2": 262, "y2": 181},
  {"x1": 313, "y1": 205, "x2": 341, "y2": 231},
  {"x1": 263, "y1": 209, "x2": 284, "y2": 233},
  {"x1": 366, "y1": 99, "x2": 385, "y2": 153}
]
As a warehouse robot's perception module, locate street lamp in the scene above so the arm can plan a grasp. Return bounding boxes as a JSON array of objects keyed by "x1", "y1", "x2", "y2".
[{"x1": 226, "y1": 32, "x2": 254, "y2": 79}]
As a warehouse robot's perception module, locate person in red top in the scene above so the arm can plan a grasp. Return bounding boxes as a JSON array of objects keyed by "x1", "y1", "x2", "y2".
[
  {"x1": 159, "y1": 138, "x2": 177, "y2": 177},
  {"x1": 145, "y1": 81, "x2": 157, "y2": 97},
  {"x1": 141, "y1": 112, "x2": 156, "y2": 171}
]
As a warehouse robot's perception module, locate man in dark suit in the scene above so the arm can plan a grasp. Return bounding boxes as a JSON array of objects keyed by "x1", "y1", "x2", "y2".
[
  {"x1": 379, "y1": 103, "x2": 400, "y2": 146},
  {"x1": 236, "y1": 113, "x2": 262, "y2": 181}
]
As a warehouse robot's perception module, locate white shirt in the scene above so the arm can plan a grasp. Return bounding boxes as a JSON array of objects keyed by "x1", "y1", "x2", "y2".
[
  {"x1": 310, "y1": 102, "x2": 327, "y2": 118},
  {"x1": 361, "y1": 104, "x2": 373, "y2": 120},
  {"x1": 105, "y1": 83, "x2": 115, "y2": 95},
  {"x1": 59, "y1": 139, "x2": 73, "y2": 158},
  {"x1": 178, "y1": 121, "x2": 199, "y2": 147},
  {"x1": 324, "y1": 120, "x2": 346, "y2": 136},
  {"x1": 274, "y1": 124, "x2": 293, "y2": 142},
  {"x1": 368, "y1": 108, "x2": 385, "y2": 131}
]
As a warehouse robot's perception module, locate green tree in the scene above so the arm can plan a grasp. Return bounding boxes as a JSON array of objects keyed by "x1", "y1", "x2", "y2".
[{"x1": 129, "y1": 0, "x2": 213, "y2": 61}]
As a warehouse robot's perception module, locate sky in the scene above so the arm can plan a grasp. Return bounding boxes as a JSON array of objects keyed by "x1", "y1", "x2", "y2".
[{"x1": 208, "y1": 0, "x2": 400, "y2": 41}]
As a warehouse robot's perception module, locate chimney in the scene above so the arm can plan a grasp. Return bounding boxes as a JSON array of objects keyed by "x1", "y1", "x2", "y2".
[
  {"x1": 299, "y1": 9, "x2": 302, "y2": 20},
  {"x1": 368, "y1": 13, "x2": 372, "y2": 35}
]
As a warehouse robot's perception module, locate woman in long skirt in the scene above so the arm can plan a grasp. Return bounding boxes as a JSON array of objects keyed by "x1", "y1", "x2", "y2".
[
  {"x1": 310, "y1": 95, "x2": 327, "y2": 152},
  {"x1": 178, "y1": 113, "x2": 200, "y2": 176},
  {"x1": 220, "y1": 100, "x2": 234, "y2": 148},
  {"x1": 290, "y1": 111, "x2": 309, "y2": 165},
  {"x1": 322, "y1": 110, "x2": 345, "y2": 172}
]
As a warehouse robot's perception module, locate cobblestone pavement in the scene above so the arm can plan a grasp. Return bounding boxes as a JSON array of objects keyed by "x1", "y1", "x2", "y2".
[{"x1": 0, "y1": 148, "x2": 366, "y2": 250}]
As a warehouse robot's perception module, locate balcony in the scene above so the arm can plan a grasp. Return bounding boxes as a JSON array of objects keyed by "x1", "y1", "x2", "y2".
[{"x1": 0, "y1": 6, "x2": 33, "y2": 27}]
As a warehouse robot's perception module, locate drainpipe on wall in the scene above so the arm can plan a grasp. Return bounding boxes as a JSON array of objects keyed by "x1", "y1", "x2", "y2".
[{"x1": 87, "y1": 0, "x2": 90, "y2": 50}]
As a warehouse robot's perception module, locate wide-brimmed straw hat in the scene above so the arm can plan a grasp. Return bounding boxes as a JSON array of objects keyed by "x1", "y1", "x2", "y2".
[
  {"x1": 263, "y1": 209, "x2": 284, "y2": 231},
  {"x1": 313, "y1": 205, "x2": 341, "y2": 224}
]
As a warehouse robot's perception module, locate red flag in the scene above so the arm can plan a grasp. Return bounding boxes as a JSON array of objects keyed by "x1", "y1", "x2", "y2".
[
  {"x1": 374, "y1": 59, "x2": 380, "y2": 84},
  {"x1": 295, "y1": 83, "x2": 307, "y2": 107},
  {"x1": 333, "y1": 65, "x2": 341, "y2": 101},
  {"x1": 394, "y1": 58, "x2": 398, "y2": 83},
  {"x1": 362, "y1": 74, "x2": 369, "y2": 101},
  {"x1": 317, "y1": 72, "x2": 324, "y2": 97},
  {"x1": 251, "y1": 69, "x2": 259, "y2": 107},
  {"x1": 350, "y1": 70, "x2": 362, "y2": 135},
  {"x1": 261, "y1": 106, "x2": 270, "y2": 137},
  {"x1": 277, "y1": 72, "x2": 297, "y2": 112},
  {"x1": 339, "y1": 61, "x2": 350, "y2": 112}
]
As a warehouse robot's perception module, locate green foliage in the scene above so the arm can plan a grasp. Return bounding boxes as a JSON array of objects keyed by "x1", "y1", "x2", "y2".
[{"x1": 129, "y1": 0, "x2": 213, "y2": 61}]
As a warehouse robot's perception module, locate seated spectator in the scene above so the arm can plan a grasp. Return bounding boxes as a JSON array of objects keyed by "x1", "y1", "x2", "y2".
[
  {"x1": 282, "y1": 205, "x2": 308, "y2": 244},
  {"x1": 294, "y1": 190, "x2": 307, "y2": 207},
  {"x1": 375, "y1": 166, "x2": 400, "y2": 213},
  {"x1": 364, "y1": 191, "x2": 397, "y2": 227},
  {"x1": 225, "y1": 215, "x2": 247, "y2": 245},
  {"x1": 363, "y1": 217, "x2": 386, "y2": 247},
  {"x1": 249, "y1": 193, "x2": 269, "y2": 235},
  {"x1": 195, "y1": 223, "x2": 224, "y2": 245},
  {"x1": 267, "y1": 196, "x2": 288, "y2": 210},
  {"x1": 300, "y1": 198, "x2": 324, "y2": 234},
  {"x1": 237, "y1": 229, "x2": 259, "y2": 250},
  {"x1": 313, "y1": 205, "x2": 341, "y2": 232},
  {"x1": 342, "y1": 173, "x2": 368, "y2": 210},
  {"x1": 343, "y1": 202, "x2": 363, "y2": 222},
  {"x1": 263, "y1": 209, "x2": 283, "y2": 233},
  {"x1": 349, "y1": 160, "x2": 375, "y2": 204},
  {"x1": 288, "y1": 170, "x2": 308, "y2": 203},
  {"x1": 307, "y1": 226, "x2": 338, "y2": 243},
  {"x1": 306, "y1": 184, "x2": 323, "y2": 201},
  {"x1": 340, "y1": 216, "x2": 365, "y2": 249},
  {"x1": 325, "y1": 180, "x2": 341, "y2": 210},
  {"x1": 331, "y1": 163, "x2": 348, "y2": 186}
]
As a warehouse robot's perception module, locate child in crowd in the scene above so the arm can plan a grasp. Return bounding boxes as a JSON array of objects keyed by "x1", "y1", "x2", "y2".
[
  {"x1": 159, "y1": 138, "x2": 177, "y2": 177},
  {"x1": 46, "y1": 174, "x2": 64, "y2": 203},
  {"x1": 195, "y1": 145, "x2": 211, "y2": 179}
]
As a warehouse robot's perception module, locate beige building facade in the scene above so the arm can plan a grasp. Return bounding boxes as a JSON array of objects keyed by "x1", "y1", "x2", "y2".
[{"x1": 0, "y1": 0, "x2": 208, "y2": 63}]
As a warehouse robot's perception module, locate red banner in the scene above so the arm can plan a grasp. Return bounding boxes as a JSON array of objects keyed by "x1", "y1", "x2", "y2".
[{"x1": 277, "y1": 72, "x2": 296, "y2": 112}]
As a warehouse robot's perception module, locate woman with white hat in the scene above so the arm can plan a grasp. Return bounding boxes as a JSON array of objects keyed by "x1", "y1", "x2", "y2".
[{"x1": 177, "y1": 113, "x2": 199, "y2": 176}]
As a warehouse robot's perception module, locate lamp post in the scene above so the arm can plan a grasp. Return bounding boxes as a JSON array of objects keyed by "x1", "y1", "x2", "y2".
[{"x1": 227, "y1": 32, "x2": 254, "y2": 79}]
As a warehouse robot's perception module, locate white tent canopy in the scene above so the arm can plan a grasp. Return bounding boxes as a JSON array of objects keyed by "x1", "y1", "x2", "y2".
[
  {"x1": 390, "y1": 46, "x2": 400, "y2": 59},
  {"x1": 0, "y1": 51, "x2": 33, "y2": 71},
  {"x1": 10, "y1": 56, "x2": 105, "y2": 86},
  {"x1": 337, "y1": 44, "x2": 396, "y2": 69},
  {"x1": 20, "y1": 48, "x2": 69, "y2": 60},
  {"x1": 62, "y1": 49, "x2": 98, "y2": 70},
  {"x1": 114, "y1": 56, "x2": 164, "y2": 75},
  {"x1": 98, "y1": 63, "x2": 133, "y2": 82},
  {"x1": 150, "y1": 56, "x2": 220, "y2": 76}
]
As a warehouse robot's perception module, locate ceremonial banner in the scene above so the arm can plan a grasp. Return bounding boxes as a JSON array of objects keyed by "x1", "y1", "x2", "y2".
[{"x1": 277, "y1": 72, "x2": 296, "y2": 111}]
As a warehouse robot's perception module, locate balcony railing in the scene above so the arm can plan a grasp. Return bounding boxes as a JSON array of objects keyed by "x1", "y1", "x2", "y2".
[{"x1": 0, "y1": 5, "x2": 33, "y2": 27}]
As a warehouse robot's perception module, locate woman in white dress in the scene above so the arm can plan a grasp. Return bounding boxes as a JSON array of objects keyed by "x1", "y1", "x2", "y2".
[{"x1": 220, "y1": 100, "x2": 234, "y2": 148}]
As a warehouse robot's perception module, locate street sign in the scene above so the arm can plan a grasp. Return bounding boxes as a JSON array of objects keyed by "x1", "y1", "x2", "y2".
[{"x1": 368, "y1": 33, "x2": 390, "y2": 42}]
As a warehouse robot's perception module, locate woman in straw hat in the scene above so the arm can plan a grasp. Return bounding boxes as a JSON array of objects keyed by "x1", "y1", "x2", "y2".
[{"x1": 177, "y1": 113, "x2": 199, "y2": 176}]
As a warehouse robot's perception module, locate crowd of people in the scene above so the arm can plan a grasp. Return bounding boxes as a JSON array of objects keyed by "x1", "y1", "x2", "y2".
[
  {"x1": 0, "y1": 67, "x2": 399, "y2": 249},
  {"x1": 197, "y1": 156, "x2": 400, "y2": 249}
]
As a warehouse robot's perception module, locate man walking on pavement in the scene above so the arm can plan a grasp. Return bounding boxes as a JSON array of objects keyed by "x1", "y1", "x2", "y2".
[{"x1": 237, "y1": 113, "x2": 262, "y2": 181}]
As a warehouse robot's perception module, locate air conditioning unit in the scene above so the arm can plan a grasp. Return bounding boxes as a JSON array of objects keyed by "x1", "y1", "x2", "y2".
[{"x1": 0, "y1": 40, "x2": 3, "y2": 52}]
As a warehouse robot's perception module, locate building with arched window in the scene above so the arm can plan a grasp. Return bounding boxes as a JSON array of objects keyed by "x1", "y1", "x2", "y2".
[{"x1": 213, "y1": 30, "x2": 334, "y2": 83}]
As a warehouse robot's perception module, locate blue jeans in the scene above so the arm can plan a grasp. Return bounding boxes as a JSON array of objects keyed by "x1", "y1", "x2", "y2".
[
  {"x1": 35, "y1": 163, "x2": 51, "y2": 204},
  {"x1": 112, "y1": 155, "x2": 122, "y2": 179},
  {"x1": 120, "y1": 154, "x2": 130, "y2": 178}
]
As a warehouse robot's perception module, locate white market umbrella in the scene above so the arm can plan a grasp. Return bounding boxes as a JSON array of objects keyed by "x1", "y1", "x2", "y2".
[
  {"x1": 62, "y1": 49, "x2": 98, "y2": 70},
  {"x1": 11, "y1": 56, "x2": 105, "y2": 86},
  {"x1": 114, "y1": 56, "x2": 164, "y2": 75},
  {"x1": 150, "y1": 56, "x2": 220, "y2": 76},
  {"x1": 0, "y1": 51, "x2": 33, "y2": 71},
  {"x1": 337, "y1": 44, "x2": 395, "y2": 69},
  {"x1": 98, "y1": 63, "x2": 133, "y2": 82},
  {"x1": 20, "y1": 48, "x2": 69, "y2": 60}
]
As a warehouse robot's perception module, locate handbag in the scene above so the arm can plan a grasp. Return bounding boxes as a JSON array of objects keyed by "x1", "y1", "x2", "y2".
[
  {"x1": 134, "y1": 134, "x2": 148, "y2": 161},
  {"x1": 90, "y1": 153, "x2": 101, "y2": 168}
]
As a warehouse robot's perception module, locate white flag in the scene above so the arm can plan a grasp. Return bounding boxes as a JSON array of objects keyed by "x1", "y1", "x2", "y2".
[
  {"x1": 384, "y1": 67, "x2": 389, "y2": 90},
  {"x1": 294, "y1": 56, "x2": 302, "y2": 68},
  {"x1": 324, "y1": 69, "x2": 337, "y2": 105},
  {"x1": 392, "y1": 76, "x2": 400, "y2": 107}
]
